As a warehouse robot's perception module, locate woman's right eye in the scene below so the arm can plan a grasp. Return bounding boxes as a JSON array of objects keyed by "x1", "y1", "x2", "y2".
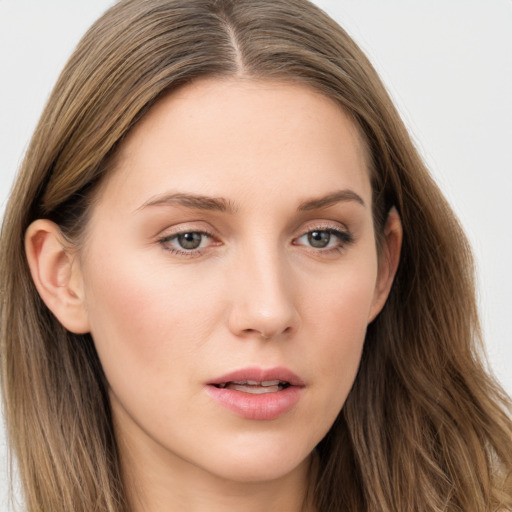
[{"x1": 158, "y1": 231, "x2": 214, "y2": 255}]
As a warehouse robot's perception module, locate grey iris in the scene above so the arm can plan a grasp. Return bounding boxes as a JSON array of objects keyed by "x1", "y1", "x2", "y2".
[
  {"x1": 308, "y1": 231, "x2": 330, "y2": 248},
  {"x1": 178, "y1": 232, "x2": 202, "y2": 249}
]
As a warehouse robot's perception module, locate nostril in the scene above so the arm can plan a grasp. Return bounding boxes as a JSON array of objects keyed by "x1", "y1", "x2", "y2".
[
  {"x1": 242, "y1": 329, "x2": 272, "y2": 340},
  {"x1": 242, "y1": 326, "x2": 294, "y2": 340}
]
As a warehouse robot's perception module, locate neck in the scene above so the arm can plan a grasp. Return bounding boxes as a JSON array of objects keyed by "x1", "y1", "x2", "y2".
[{"x1": 123, "y1": 452, "x2": 316, "y2": 512}]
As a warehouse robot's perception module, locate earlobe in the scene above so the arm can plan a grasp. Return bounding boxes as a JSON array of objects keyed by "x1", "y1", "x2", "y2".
[
  {"x1": 368, "y1": 207, "x2": 403, "y2": 323},
  {"x1": 25, "y1": 219, "x2": 90, "y2": 334}
]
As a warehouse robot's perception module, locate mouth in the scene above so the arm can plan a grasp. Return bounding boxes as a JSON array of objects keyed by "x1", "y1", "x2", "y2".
[
  {"x1": 208, "y1": 366, "x2": 304, "y2": 392},
  {"x1": 206, "y1": 367, "x2": 304, "y2": 420},
  {"x1": 213, "y1": 380, "x2": 291, "y2": 394}
]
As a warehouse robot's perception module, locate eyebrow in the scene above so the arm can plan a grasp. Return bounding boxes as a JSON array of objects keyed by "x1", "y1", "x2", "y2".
[
  {"x1": 137, "y1": 193, "x2": 237, "y2": 213},
  {"x1": 297, "y1": 189, "x2": 366, "y2": 210},
  {"x1": 136, "y1": 188, "x2": 365, "y2": 214}
]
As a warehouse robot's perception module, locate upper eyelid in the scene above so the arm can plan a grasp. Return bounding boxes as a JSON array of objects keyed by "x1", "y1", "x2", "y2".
[
  {"x1": 160, "y1": 229, "x2": 213, "y2": 239},
  {"x1": 156, "y1": 222, "x2": 217, "y2": 239},
  {"x1": 295, "y1": 221, "x2": 350, "y2": 235},
  {"x1": 294, "y1": 226, "x2": 353, "y2": 242}
]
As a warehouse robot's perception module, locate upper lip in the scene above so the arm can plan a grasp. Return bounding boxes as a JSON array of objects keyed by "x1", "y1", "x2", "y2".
[{"x1": 208, "y1": 366, "x2": 305, "y2": 387}]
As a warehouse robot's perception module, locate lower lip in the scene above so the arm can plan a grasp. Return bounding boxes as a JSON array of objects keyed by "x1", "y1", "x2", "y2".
[{"x1": 205, "y1": 385, "x2": 302, "y2": 420}]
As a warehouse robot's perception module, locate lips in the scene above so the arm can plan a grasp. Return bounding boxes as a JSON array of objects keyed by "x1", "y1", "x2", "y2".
[
  {"x1": 206, "y1": 366, "x2": 305, "y2": 420},
  {"x1": 208, "y1": 366, "x2": 305, "y2": 388}
]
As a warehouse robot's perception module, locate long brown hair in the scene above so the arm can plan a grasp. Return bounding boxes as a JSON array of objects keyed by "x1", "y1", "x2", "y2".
[{"x1": 1, "y1": 1, "x2": 511, "y2": 510}]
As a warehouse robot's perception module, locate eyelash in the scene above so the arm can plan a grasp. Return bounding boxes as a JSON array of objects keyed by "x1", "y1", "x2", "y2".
[{"x1": 157, "y1": 225, "x2": 354, "y2": 257}]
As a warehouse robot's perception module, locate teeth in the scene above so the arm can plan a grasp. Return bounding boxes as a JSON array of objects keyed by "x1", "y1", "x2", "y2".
[
  {"x1": 227, "y1": 379, "x2": 285, "y2": 386},
  {"x1": 214, "y1": 380, "x2": 291, "y2": 392},
  {"x1": 230, "y1": 383, "x2": 280, "y2": 394}
]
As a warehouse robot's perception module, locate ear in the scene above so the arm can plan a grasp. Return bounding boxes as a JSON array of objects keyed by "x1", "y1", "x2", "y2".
[
  {"x1": 368, "y1": 207, "x2": 403, "y2": 323},
  {"x1": 25, "y1": 219, "x2": 90, "y2": 334}
]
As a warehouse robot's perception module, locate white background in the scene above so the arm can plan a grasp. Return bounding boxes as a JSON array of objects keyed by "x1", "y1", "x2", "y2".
[{"x1": 1, "y1": 1, "x2": 511, "y2": 509}]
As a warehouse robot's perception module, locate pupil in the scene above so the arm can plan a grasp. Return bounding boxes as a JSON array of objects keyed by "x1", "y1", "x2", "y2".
[
  {"x1": 178, "y1": 232, "x2": 202, "y2": 250},
  {"x1": 308, "y1": 231, "x2": 330, "y2": 248}
]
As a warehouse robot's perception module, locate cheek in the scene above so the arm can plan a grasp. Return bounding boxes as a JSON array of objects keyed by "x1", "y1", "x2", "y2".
[
  {"x1": 303, "y1": 256, "x2": 377, "y2": 408},
  {"x1": 81, "y1": 252, "x2": 230, "y2": 447},
  {"x1": 308, "y1": 251, "x2": 378, "y2": 342},
  {"x1": 81, "y1": 246, "x2": 225, "y2": 387}
]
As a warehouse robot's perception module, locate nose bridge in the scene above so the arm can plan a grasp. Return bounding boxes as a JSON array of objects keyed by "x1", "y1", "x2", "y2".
[{"x1": 227, "y1": 236, "x2": 299, "y2": 339}]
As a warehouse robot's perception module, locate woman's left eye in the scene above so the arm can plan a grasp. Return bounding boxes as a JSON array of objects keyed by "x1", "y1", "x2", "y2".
[
  {"x1": 159, "y1": 231, "x2": 213, "y2": 254},
  {"x1": 295, "y1": 228, "x2": 353, "y2": 251}
]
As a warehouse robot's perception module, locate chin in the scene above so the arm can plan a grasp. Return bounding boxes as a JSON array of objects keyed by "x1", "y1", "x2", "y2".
[{"x1": 197, "y1": 438, "x2": 314, "y2": 484}]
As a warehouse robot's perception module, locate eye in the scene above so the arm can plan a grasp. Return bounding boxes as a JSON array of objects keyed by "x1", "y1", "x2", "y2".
[
  {"x1": 175, "y1": 232, "x2": 204, "y2": 250},
  {"x1": 159, "y1": 231, "x2": 214, "y2": 254},
  {"x1": 295, "y1": 227, "x2": 353, "y2": 251}
]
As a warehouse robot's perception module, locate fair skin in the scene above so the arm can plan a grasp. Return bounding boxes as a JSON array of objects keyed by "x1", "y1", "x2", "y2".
[{"x1": 26, "y1": 79, "x2": 402, "y2": 512}]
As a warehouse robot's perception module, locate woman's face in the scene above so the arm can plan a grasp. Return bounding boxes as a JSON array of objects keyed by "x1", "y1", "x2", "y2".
[{"x1": 76, "y1": 79, "x2": 392, "y2": 485}]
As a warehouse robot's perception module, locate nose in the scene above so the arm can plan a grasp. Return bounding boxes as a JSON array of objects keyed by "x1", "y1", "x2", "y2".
[{"x1": 226, "y1": 244, "x2": 300, "y2": 340}]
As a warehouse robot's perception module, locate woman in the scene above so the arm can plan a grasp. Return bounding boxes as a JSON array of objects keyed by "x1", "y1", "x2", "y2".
[{"x1": 1, "y1": 0, "x2": 511, "y2": 511}]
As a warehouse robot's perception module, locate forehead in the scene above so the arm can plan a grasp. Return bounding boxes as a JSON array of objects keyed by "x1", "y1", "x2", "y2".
[{"x1": 96, "y1": 78, "x2": 371, "y2": 211}]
